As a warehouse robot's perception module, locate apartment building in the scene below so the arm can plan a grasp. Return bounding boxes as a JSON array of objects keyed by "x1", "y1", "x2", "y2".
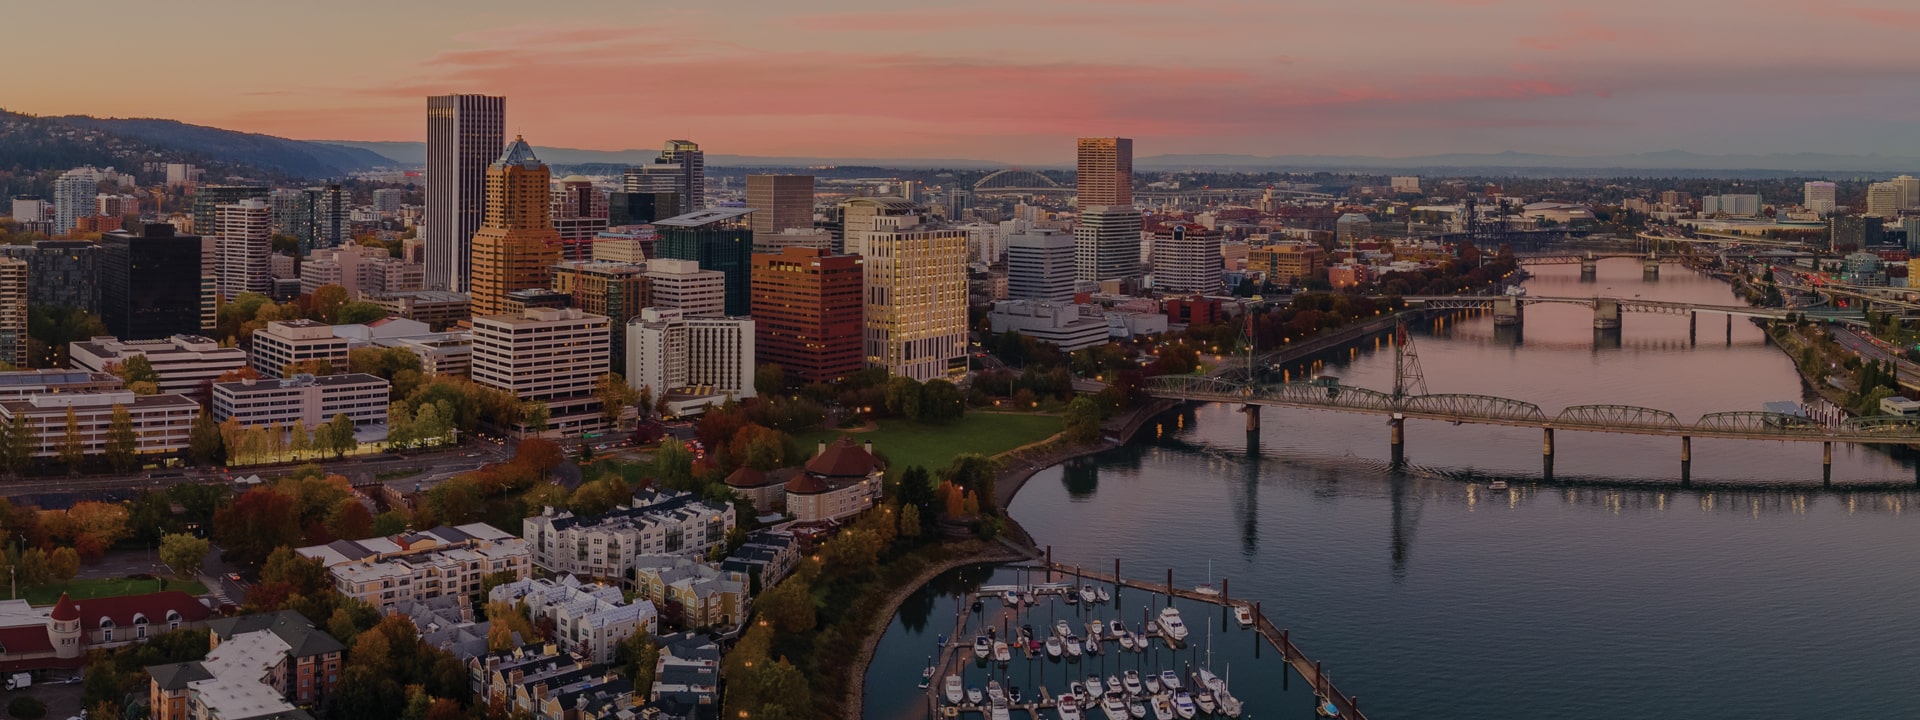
[
  {"x1": 522, "y1": 490, "x2": 736, "y2": 582},
  {"x1": 297, "y1": 523, "x2": 531, "y2": 614}
]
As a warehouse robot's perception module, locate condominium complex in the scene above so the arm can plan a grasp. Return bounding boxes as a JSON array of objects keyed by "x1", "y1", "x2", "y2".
[
  {"x1": 1151, "y1": 223, "x2": 1224, "y2": 294},
  {"x1": 425, "y1": 94, "x2": 505, "y2": 292},
  {"x1": 631, "y1": 556, "x2": 747, "y2": 630},
  {"x1": 1075, "y1": 137, "x2": 1133, "y2": 210},
  {"x1": 148, "y1": 611, "x2": 345, "y2": 720},
  {"x1": 0, "y1": 258, "x2": 23, "y2": 369},
  {"x1": 300, "y1": 243, "x2": 425, "y2": 299},
  {"x1": 471, "y1": 307, "x2": 609, "y2": 434},
  {"x1": 750, "y1": 247, "x2": 863, "y2": 385},
  {"x1": 0, "y1": 391, "x2": 199, "y2": 458},
  {"x1": 214, "y1": 199, "x2": 273, "y2": 299},
  {"x1": 297, "y1": 523, "x2": 531, "y2": 614},
  {"x1": 644, "y1": 259, "x2": 726, "y2": 318},
  {"x1": 210, "y1": 373, "x2": 390, "y2": 434},
  {"x1": 862, "y1": 217, "x2": 970, "y2": 382},
  {"x1": 488, "y1": 576, "x2": 656, "y2": 664},
  {"x1": 745, "y1": 174, "x2": 814, "y2": 247},
  {"x1": 1006, "y1": 228, "x2": 1076, "y2": 302},
  {"x1": 69, "y1": 334, "x2": 247, "y2": 404},
  {"x1": 522, "y1": 489, "x2": 736, "y2": 581},
  {"x1": 626, "y1": 307, "x2": 756, "y2": 410},
  {"x1": 100, "y1": 224, "x2": 207, "y2": 341},
  {"x1": 0, "y1": 240, "x2": 98, "y2": 313},
  {"x1": 1074, "y1": 206, "x2": 1144, "y2": 284},
  {"x1": 469, "y1": 136, "x2": 563, "y2": 316}
]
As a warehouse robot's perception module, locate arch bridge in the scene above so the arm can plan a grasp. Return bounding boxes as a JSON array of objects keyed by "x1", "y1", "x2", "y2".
[{"x1": 973, "y1": 169, "x2": 1069, "y2": 194}]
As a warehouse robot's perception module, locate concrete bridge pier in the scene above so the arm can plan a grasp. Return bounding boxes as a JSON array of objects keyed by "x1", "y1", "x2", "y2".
[
  {"x1": 1542, "y1": 427, "x2": 1555, "y2": 481},
  {"x1": 1593, "y1": 299, "x2": 1622, "y2": 330},
  {"x1": 1579, "y1": 257, "x2": 1597, "y2": 278},
  {"x1": 1726, "y1": 314, "x2": 1733, "y2": 344},
  {"x1": 1493, "y1": 296, "x2": 1523, "y2": 327},
  {"x1": 1689, "y1": 312, "x2": 1697, "y2": 345},
  {"x1": 1389, "y1": 414, "x2": 1405, "y2": 467},
  {"x1": 1243, "y1": 404, "x2": 1261, "y2": 433},
  {"x1": 1643, "y1": 258, "x2": 1661, "y2": 278},
  {"x1": 1680, "y1": 436, "x2": 1692, "y2": 485},
  {"x1": 1823, "y1": 441, "x2": 1833, "y2": 486}
]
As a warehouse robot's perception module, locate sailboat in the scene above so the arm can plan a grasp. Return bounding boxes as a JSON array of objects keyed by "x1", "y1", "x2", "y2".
[{"x1": 919, "y1": 656, "x2": 934, "y2": 688}]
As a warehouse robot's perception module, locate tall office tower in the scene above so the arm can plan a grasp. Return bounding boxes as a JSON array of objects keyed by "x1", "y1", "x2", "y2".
[
  {"x1": 746, "y1": 175, "x2": 815, "y2": 245},
  {"x1": 1867, "y1": 183, "x2": 1902, "y2": 218},
  {"x1": 52, "y1": 167, "x2": 101, "y2": 237},
  {"x1": 1894, "y1": 175, "x2": 1920, "y2": 210},
  {"x1": 1006, "y1": 229, "x2": 1077, "y2": 302},
  {"x1": 899, "y1": 180, "x2": 921, "y2": 203},
  {"x1": 469, "y1": 136, "x2": 563, "y2": 317},
  {"x1": 470, "y1": 307, "x2": 609, "y2": 434},
  {"x1": 659, "y1": 140, "x2": 706, "y2": 211},
  {"x1": 192, "y1": 185, "x2": 269, "y2": 238},
  {"x1": 863, "y1": 221, "x2": 969, "y2": 382},
  {"x1": 839, "y1": 197, "x2": 922, "y2": 255},
  {"x1": 751, "y1": 247, "x2": 864, "y2": 385},
  {"x1": 1075, "y1": 137, "x2": 1133, "y2": 211},
  {"x1": 644, "y1": 259, "x2": 727, "y2": 318},
  {"x1": 101, "y1": 223, "x2": 206, "y2": 340},
  {"x1": 1074, "y1": 206, "x2": 1144, "y2": 283},
  {"x1": 1151, "y1": 223, "x2": 1224, "y2": 294},
  {"x1": 1804, "y1": 181, "x2": 1838, "y2": 216},
  {"x1": 0, "y1": 258, "x2": 25, "y2": 368},
  {"x1": 0, "y1": 241, "x2": 99, "y2": 313},
  {"x1": 426, "y1": 94, "x2": 506, "y2": 292},
  {"x1": 653, "y1": 208, "x2": 754, "y2": 316},
  {"x1": 626, "y1": 308, "x2": 756, "y2": 405},
  {"x1": 551, "y1": 260, "x2": 650, "y2": 361},
  {"x1": 215, "y1": 198, "x2": 273, "y2": 299},
  {"x1": 550, "y1": 175, "x2": 610, "y2": 261}
]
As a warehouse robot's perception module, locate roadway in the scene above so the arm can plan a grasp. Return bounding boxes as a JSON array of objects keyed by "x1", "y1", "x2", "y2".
[{"x1": 0, "y1": 442, "x2": 516, "y2": 500}]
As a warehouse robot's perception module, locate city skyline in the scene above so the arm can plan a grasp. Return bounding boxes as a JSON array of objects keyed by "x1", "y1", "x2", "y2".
[{"x1": 6, "y1": 0, "x2": 1920, "y2": 161}]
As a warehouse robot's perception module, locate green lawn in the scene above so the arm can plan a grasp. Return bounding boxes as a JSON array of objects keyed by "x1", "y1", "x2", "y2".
[
  {"x1": 20, "y1": 577, "x2": 209, "y2": 606},
  {"x1": 796, "y1": 412, "x2": 1062, "y2": 476}
]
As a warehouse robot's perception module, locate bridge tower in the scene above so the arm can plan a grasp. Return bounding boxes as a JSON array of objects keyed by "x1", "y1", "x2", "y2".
[
  {"x1": 1492, "y1": 296, "x2": 1523, "y2": 327},
  {"x1": 1579, "y1": 253, "x2": 1597, "y2": 278},
  {"x1": 1643, "y1": 252, "x2": 1661, "y2": 278},
  {"x1": 1593, "y1": 298, "x2": 1622, "y2": 330},
  {"x1": 1389, "y1": 321, "x2": 1427, "y2": 467}
]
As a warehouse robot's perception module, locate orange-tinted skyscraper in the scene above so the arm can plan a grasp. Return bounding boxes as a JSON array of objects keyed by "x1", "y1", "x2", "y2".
[
  {"x1": 470, "y1": 136, "x2": 562, "y2": 316},
  {"x1": 1075, "y1": 137, "x2": 1133, "y2": 210},
  {"x1": 750, "y1": 247, "x2": 864, "y2": 384}
]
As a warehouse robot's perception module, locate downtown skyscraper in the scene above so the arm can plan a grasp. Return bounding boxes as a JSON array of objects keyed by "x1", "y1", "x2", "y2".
[
  {"x1": 426, "y1": 94, "x2": 505, "y2": 292},
  {"x1": 469, "y1": 136, "x2": 562, "y2": 317},
  {"x1": 1075, "y1": 137, "x2": 1133, "y2": 211}
]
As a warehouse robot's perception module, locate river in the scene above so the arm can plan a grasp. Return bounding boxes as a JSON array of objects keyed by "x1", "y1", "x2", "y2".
[{"x1": 865, "y1": 258, "x2": 1920, "y2": 719}]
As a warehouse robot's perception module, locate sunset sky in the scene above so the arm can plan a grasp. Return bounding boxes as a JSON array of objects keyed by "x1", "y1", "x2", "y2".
[{"x1": 7, "y1": 0, "x2": 1920, "y2": 162}]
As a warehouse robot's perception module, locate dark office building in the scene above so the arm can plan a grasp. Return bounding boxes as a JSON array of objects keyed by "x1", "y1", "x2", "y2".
[
  {"x1": 609, "y1": 191, "x2": 680, "y2": 226},
  {"x1": 1833, "y1": 215, "x2": 1885, "y2": 251},
  {"x1": 191, "y1": 185, "x2": 269, "y2": 237},
  {"x1": 101, "y1": 224, "x2": 206, "y2": 340},
  {"x1": 0, "y1": 240, "x2": 99, "y2": 313},
  {"x1": 653, "y1": 208, "x2": 755, "y2": 316}
]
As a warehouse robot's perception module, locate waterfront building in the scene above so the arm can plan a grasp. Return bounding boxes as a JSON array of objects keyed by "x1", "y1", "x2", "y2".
[
  {"x1": 750, "y1": 247, "x2": 864, "y2": 384},
  {"x1": 426, "y1": 94, "x2": 505, "y2": 292},
  {"x1": 469, "y1": 136, "x2": 563, "y2": 317},
  {"x1": 100, "y1": 223, "x2": 206, "y2": 341},
  {"x1": 785, "y1": 438, "x2": 885, "y2": 523},
  {"x1": 1075, "y1": 137, "x2": 1133, "y2": 211}
]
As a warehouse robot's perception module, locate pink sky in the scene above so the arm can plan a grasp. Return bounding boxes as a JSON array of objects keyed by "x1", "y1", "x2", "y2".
[{"x1": 7, "y1": 0, "x2": 1919, "y2": 161}]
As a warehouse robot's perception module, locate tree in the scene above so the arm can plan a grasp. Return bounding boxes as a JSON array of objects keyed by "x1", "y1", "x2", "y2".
[
  {"x1": 336, "y1": 301, "x2": 388, "y2": 325},
  {"x1": 322, "y1": 414, "x2": 357, "y2": 458},
  {"x1": 9, "y1": 696, "x2": 46, "y2": 720},
  {"x1": 920, "y1": 379, "x2": 965, "y2": 423},
  {"x1": 900, "y1": 504, "x2": 922, "y2": 541},
  {"x1": 653, "y1": 438, "x2": 696, "y2": 491},
  {"x1": 1063, "y1": 395, "x2": 1103, "y2": 444},
  {"x1": 111, "y1": 355, "x2": 160, "y2": 389},
  {"x1": 370, "y1": 510, "x2": 410, "y2": 536},
  {"x1": 941, "y1": 453, "x2": 999, "y2": 515},
  {"x1": 523, "y1": 401, "x2": 550, "y2": 436},
  {"x1": 884, "y1": 377, "x2": 923, "y2": 419},
  {"x1": 58, "y1": 407, "x2": 83, "y2": 474},
  {"x1": 614, "y1": 630, "x2": 660, "y2": 697},
  {"x1": 212, "y1": 488, "x2": 300, "y2": 567},
  {"x1": 189, "y1": 411, "x2": 223, "y2": 466},
  {"x1": 754, "y1": 364, "x2": 786, "y2": 396},
  {"x1": 104, "y1": 404, "x2": 138, "y2": 472},
  {"x1": 47, "y1": 547, "x2": 78, "y2": 583},
  {"x1": 595, "y1": 373, "x2": 639, "y2": 431},
  {"x1": 754, "y1": 575, "x2": 815, "y2": 633},
  {"x1": 289, "y1": 420, "x2": 311, "y2": 458},
  {"x1": 0, "y1": 416, "x2": 31, "y2": 477},
  {"x1": 311, "y1": 284, "x2": 350, "y2": 324},
  {"x1": 160, "y1": 533, "x2": 210, "y2": 579}
]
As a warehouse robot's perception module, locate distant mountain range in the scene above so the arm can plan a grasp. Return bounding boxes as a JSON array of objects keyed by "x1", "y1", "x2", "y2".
[
  {"x1": 317, "y1": 140, "x2": 1012, "y2": 170},
  {"x1": 52, "y1": 116, "x2": 396, "y2": 178}
]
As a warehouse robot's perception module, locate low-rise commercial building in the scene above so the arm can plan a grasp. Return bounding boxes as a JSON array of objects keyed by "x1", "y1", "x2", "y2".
[
  {"x1": 0, "y1": 391, "x2": 198, "y2": 459},
  {"x1": 69, "y1": 335, "x2": 248, "y2": 404},
  {"x1": 1247, "y1": 242, "x2": 1326, "y2": 285},
  {"x1": 248, "y1": 320, "x2": 353, "y2": 377},
  {"x1": 211, "y1": 373, "x2": 389, "y2": 436},
  {"x1": 988, "y1": 300, "x2": 1111, "y2": 352}
]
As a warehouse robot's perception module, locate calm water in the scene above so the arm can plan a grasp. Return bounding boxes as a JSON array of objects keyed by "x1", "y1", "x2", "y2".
[{"x1": 867, "y1": 259, "x2": 1920, "y2": 719}]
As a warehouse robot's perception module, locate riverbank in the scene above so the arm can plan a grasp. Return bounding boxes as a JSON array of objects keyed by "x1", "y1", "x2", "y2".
[{"x1": 838, "y1": 539, "x2": 1024, "y2": 719}]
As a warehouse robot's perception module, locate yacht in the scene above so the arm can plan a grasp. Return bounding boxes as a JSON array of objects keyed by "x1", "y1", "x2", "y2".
[
  {"x1": 1084, "y1": 636, "x2": 1101, "y2": 656},
  {"x1": 1081, "y1": 585, "x2": 1099, "y2": 604},
  {"x1": 1068, "y1": 681, "x2": 1088, "y2": 702},
  {"x1": 1144, "y1": 673, "x2": 1161, "y2": 694},
  {"x1": 993, "y1": 640, "x2": 1011, "y2": 663},
  {"x1": 1193, "y1": 688, "x2": 1218, "y2": 715},
  {"x1": 1151, "y1": 695, "x2": 1175, "y2": 720},
  {"x1": 1117, "y1": 632, "x2": 1136, "y2": 651},
  {"x1": 1157, "y1": 607, "x2": 1190, "y2": 643},
  {"x1": 967, "y1": 687, "x2": 984, "y2": 705},
  {"x1": 1234, "y1": 605, "x2": 1254, "y2": 628},
  {"x1": 1218, "y1": 692, "x2": 1243, "y2": 718},
  {"x1": 1096, "y1": 587, "x2": 1112, "y2": 603},
  {"x1": 1101, "y1": 692, "x2": 1130, "y2": 720},
  {"x1": 973, "y1": 636, "x2": 991, "y2": 660},
  {"x1": 1058, "y1": 692, "x2": 1083, "y2": 720},
  {"x1": 944, "y1": 675, "x2": 963, "y2": 705},
  {"x1": 1193, "y1": 668, "x2": 1223, "y2": 696},
  {"x1": 1107, "y1": 676, "x2": 1123, "y2": 699},
  {"x1": 1057, "y1": 620, "x2": 1073, "y2": 637},
  {"x1": 987, "y1": 680, "x2": 1004, "y2": 703},
  {"x1": 1489, "y1": 479, "x2": 1509, "y2": 492},
  {"x1": 1004, "y1": 590, "x2": 1022, "y2": 606},
  {"x1": 1085, "y1": 675, "x2": 1103, "y2": 698},
  {"x1": 1127, "y1": 698, "x2": 1148, "y2": 719},
  {"x1": 1171, "y1": 692, "x2": 1198, "y2": 719},
  {"x1": 1065, "y1": 634, "x2": 1083, "y2": 658},
  {"x1": 1088, "y1": 619, "x2": 1104, "y2": 637},
  {"x1": 1159, "y1": 670, "x2": 1181, "y2": 692},
  {"x1": 1046, "y1": 636, "x2": 1063, "y2": 658},
  {"x1": 1123, "y1": 670, "x2": 1144, "y2": 696}
]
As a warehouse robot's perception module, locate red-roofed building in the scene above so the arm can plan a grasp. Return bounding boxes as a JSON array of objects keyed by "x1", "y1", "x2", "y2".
[
  {"x1": 785, "y1": 437, "x2": 885, "y2": 523},
  {"x1": 0, "y1": 591, "x2": 212, "y2": 673}
]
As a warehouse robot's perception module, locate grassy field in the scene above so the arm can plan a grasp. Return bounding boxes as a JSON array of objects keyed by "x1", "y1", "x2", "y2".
[
  {"x1": 796, "y1": 412, "x2": 1062, "y2": 475},
  {"x1": 21, "y1": 577, "x2": 209, "y2": 606}
]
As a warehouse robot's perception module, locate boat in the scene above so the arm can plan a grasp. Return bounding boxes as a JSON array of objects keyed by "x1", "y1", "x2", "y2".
[
  {"x1": 1234, "y1": 605, "x2": 1253, "y2": 628},
  {"x1": 1127, "y1": 698, "x2": 1148, "y2": 719},
  {"x1": 1029, "y1": 639, "x2": 1042, "y2": 653},
  {"x1": 1089, "y1": 619, "x2": 1104, "y2": 637},
  {"x1": 1086, "y1": 674, "x2": 1103, "y2": 697},
  {"x1": 1081, "y1": 585, "x2": 1098, "y2": 604},
  {"x1": 1489, "y1": 479, "x2": 1509, "y2": 492},
  {"x1": 1144, "y1": 672, "x2": 1161, "y2": 694},
  {"x1": 1316, "y1": 697, "x2": 1341, "y2": 717},
  {"x1": 1021, "y1": 624, "x2": 1034, "y2": 640},
  {"x1": 1171, "y1": 692, "x2": 1198, "y2": 719},
  {"x1": 973, "y1": 636, "x2": 990, "y2": 660},
  {"x1": 993, "y1": 640, "x2": 1011, "y2": 663},
  {"x1": 1057, "y1": 620, "x2": 1073, "y2": 637},
  {"x1": 1096, "y1": 587, "x2": 1111, "y2": 603},
  {"x1": 1109, "y1": 619, "x2": 1127, "y2": 638},
  {"x1": 1058, "y1": 692, "x2": 1083, "y2": 720},
  {"x1": 1069, "y1": 681, "x2": 1088, "y2": 700},
  {"x1": 1064, "y1": 588, "x2": 1079, "y2": 605},
  {"x1": 1159, "y1": 670, "x2": 1181, "y2": 692},
  {"x1": 1004, "y1": 590, "x2": 1022, "y2": 606},
  {"x1": 967, "y1": 686, "x2": 983, "y2": 705},
  {"x1": 944, "y1": 675, "x2": 963, "y2": 705},
  {"x1": 1046, "y1": 636, "x2": 1063, "y2": 658},
  {"x1": 1084, "y1": 636, "x2": 1101, "y2": 656},
  {"x1": 1152, "y1": 695, "x2": 1175, "y2": 720},
  {"x1": 919, "y1": 657, "x2": 934, "y2": 688},
  {"x1": 1217, "y1": 692, "x2": 1243, "y2": 718},
  {"x1": 1194, "y1": 584, "x2": 1219, "y2": 597},
  {"x1": 991, "y1": 699, "x2": 1012, "y2": 720},
  {"x1": 1117, "y1": 632, "x2": 1136, "y2": 651},
  {"x1": 1065, "y1": 634, "x2": 1083, "y2": 658},
  {"x1": 1107, "y1": 676, "x2": 1122, "y2": 699},
  {"x1": 937, "y1": 634, "x2": 948, "y2": 648},
  {"x1": 1157, "y1": 607, "x2": 1190, "y2": 643},
  {"x1": 1023, "y1": 591, "x2": 1037, "y2": 606},
  {"x1": 987, "y1": 680, "x2": 1004, "y2": 702},
  {"x1": 1194, "y1": 668, "x2": 1223, "y2": 696},
  {"x1": 1009, "y1": 686, "x2": 1023, "y2": 704},
  {"x1": 1193, "y1": 688, "x2": 1217, "y2": 715},
  {"x1": 1101, "y1": 692, "x2": 1129, "y2": 720},
  {"x1": 1123, "y1": 670, "x2": 1144, "y2": 696}
]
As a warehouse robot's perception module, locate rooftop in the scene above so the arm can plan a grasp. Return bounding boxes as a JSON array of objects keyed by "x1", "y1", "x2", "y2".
[
  {"x1": 653, "y1": 207, "x2": 756, "y2": 227},
  {"x1": 495, "y1": 136, "x2": 542, "y2": 169}
]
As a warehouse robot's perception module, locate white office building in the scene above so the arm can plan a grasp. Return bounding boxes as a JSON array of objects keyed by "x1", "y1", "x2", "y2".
[
  {"x1": 471, "y1": 307, "x2": 609, "y2": 434},
  {"x1": 0, "y1": 391, "x2": 199, "y2": 458},
  {"x1": 1075, "y1": 206, "x2": 1144, "y2": 283},
  {"x1": 1007, "y1": 229, "x2": 1076, "y2": 302},
  {"x1": 1804, "y1": 181, "x2": 1838, "y2": 216},
  {"x1": 1150, "y1": 223, "x2": 1223, "y2": 294},
  {"x1": 211, "y1": 373, "x2": 389, "y2": 435},
  {"x1": 249, "y1": 320, "x2": 353, "y2": 378},
  {"x1": 69, "y1": 335, "x2": 248, "y2": 404},
  {"x1": 988, "y1": 301, "x2": 1111, "y2": 352},
  {"x1": 626, "y1": 308, "x2": 754, "y2": 413},
  {"x1": 644, "y1": 259, "x2": 726, "y2": 317}
]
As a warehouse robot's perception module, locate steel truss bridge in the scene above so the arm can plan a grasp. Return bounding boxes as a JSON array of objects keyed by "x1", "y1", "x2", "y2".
[
  {"x1": 1400, "y1": 294, "x2": 1860, "y2": 322},
  {"x1": 1143, "y1": 375, "x2": 1920, "y2": 444},
  {"x1": 1514, "y1": 253, "x2": 1687, "y2": 266}
]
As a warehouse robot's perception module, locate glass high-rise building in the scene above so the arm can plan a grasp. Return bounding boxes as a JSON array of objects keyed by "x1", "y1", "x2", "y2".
[
  {"x1": 426, "y1": 94, "x2": 505, "y2": 292},
  {"x1": 654, "y1": 208, "x2": 755, "y2": 316},
  {"x1": 101, "y1": 223, "x2": 206, "y2": 340}
]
